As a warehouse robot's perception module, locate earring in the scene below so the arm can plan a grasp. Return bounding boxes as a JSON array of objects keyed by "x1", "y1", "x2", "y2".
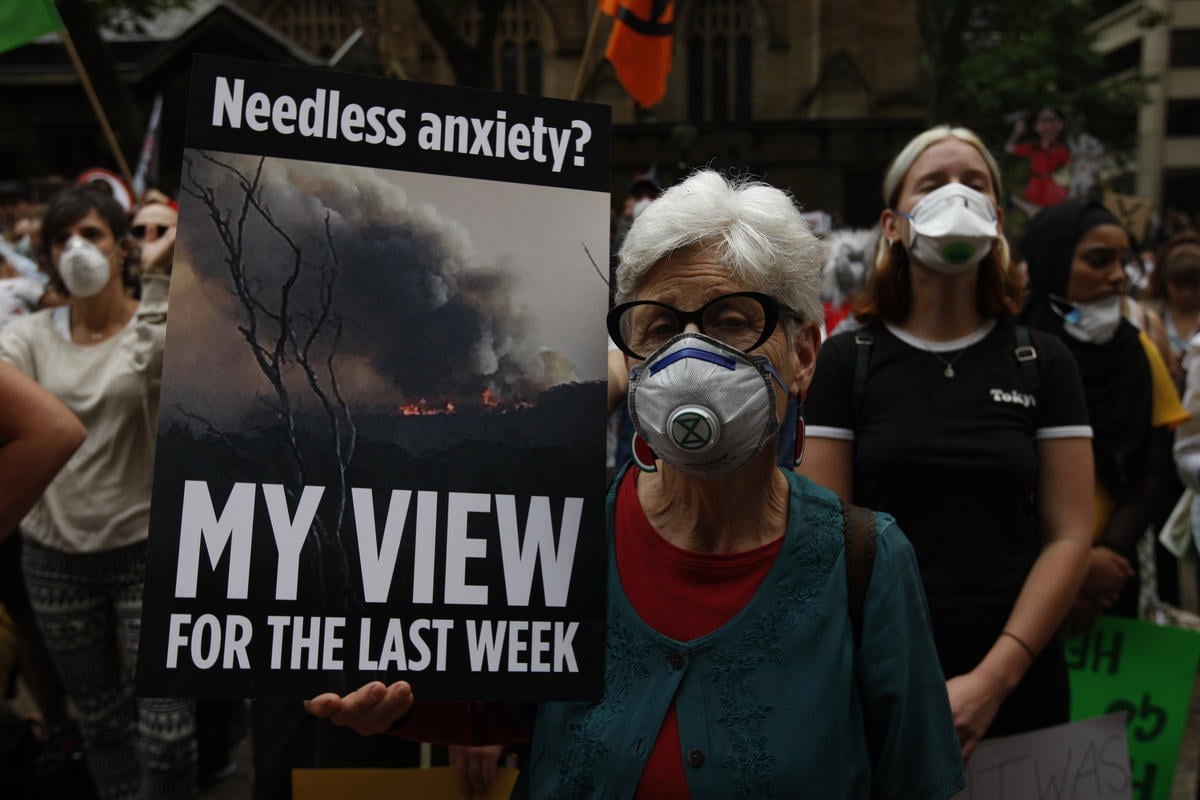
[
  {"x1": 792, "y1": 395, "x2": 806, "y2": 468},
  {"x1": 632, "y1": 432, "x2": 658, "y2": 473}
]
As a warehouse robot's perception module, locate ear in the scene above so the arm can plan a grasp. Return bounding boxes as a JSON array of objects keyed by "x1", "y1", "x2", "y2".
[
  {"x1": 880, "y1": 208, "x2": 904, "y2": 248},
  {"x1": 789, "y1": 322, "x2": 822, "y2": 396}
]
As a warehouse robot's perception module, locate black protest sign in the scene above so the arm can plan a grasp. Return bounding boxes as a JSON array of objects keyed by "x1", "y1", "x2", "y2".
[{"x1": 135, "y1": 56, "x2": 610, "y2": 701}]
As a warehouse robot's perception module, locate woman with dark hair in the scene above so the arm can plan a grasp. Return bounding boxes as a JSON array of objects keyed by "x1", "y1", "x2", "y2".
[
  {"x1": 1143, "y1": 233, "x2": 1200, "y2": 385},
  {"x1": 0, "y1": 186, "x2": 195, "y2": 799},
  {"x1": 1021, "y1": 200, "x2": 1187, "y2": 625},
  {"x1": 802, "y1": 125, "x2": 1094, "y2": 758}
]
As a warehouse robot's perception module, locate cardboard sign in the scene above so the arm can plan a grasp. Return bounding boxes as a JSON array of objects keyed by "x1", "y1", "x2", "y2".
[
  {"x1": 293, "y1": 767, "x2": 519, "y2": 800},
  {"x1": 1067, "y1": 616, "x2": 1200, "y2": 800},
  {"x1": 952, "y1": 714, "x2": 1131, "y2": 800},
  {"x1": 1101, "y1": 190, "x2": 1152, "y2": 243},
  {"x1": 135, "y1": 56, "x2": 611, "y2": 701}
]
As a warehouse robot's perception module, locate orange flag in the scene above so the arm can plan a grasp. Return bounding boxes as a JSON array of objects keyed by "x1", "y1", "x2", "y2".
[{"x1": 600, "y1": 0, "x2": 675, "y2": 109}]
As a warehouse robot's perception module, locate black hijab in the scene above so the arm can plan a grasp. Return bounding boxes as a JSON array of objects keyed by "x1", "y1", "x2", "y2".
[{"x1": 1020, "y1": 200, "x2": 1151, "y2": 502}]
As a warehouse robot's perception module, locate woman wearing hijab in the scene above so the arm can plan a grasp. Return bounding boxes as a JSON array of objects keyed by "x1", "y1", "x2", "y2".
[{"x1": 1021, "y1": 200, "x2": 1188, "y2": 626}]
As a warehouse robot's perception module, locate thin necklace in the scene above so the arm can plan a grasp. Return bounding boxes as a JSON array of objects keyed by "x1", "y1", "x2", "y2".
[{"x1": 923, "y1": 344, "x2": 969, "y2": 378}]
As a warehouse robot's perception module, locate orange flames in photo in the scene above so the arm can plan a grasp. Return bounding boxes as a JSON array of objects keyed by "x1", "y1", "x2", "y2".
[{"x1": 397, "y1": 389, "x2": 534, "y2": 416}]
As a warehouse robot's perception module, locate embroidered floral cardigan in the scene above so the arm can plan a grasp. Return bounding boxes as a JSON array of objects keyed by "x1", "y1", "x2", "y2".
[{"x1": 402, "y1": 469, "x2": 965, "y2": 799}]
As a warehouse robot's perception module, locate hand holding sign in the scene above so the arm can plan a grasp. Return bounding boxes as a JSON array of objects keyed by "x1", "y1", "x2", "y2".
[
  {"x1": 946, "y1": 667, "x2": 1009, "y2": 760},
  {"x1": 304, "y1": 680, "x2": 414, "y2": 736}
]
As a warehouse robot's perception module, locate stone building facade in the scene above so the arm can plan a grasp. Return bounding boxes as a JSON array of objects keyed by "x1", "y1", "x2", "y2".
[{"x1": 233, "y1": 0, "x2": 928, "y2": 225}]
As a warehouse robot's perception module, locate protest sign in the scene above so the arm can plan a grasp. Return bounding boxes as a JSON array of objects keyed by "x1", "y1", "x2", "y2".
[
  {"x1": 951, "y1": 714, "x2": 1131, "y2": 800},
  {"x1": 1101, "y1": 190, "x2": 1152, "y2": 244},
  {"x1": 1067, "y1": 616, "x2": 1200, "y2": 800},
  {"x1": 135, "y1": 55, "x2": 611, "y2": 701},
  {"x1": 293, "y1": 767, "x2": 518, "y2": 800}
]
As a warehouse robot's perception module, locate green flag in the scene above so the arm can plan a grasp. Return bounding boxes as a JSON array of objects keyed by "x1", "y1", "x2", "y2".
[{"x1": 0, "y1": 0, "x2": 64, "y2": 55}]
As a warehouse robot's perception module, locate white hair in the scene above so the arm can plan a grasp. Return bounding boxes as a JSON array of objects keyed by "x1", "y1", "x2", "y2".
[{"x1": 614, "y1": 170, "x2": 823, "y2": 325}]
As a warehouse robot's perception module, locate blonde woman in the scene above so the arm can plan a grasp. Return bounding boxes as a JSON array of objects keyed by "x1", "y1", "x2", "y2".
[{"x1": 801, "y1": 126, "x2": 1093, "y2": 758}]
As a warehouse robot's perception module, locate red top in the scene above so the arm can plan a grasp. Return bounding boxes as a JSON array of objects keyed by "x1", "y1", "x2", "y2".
[
  {"x1": 396, "y1": 468, "x2": 783, "y2": 800},
  {"x1": 1012, "y1": 141, "x2": 1070, "y2": 206},
  {"x1": 614, "y1": 468, "x2": 783, "y2": 799}
]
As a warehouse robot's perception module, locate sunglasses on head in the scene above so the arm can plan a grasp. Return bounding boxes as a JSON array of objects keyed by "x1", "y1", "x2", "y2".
[{"x1": 130, "y1": 223, "x2": 170, "y2": 240}]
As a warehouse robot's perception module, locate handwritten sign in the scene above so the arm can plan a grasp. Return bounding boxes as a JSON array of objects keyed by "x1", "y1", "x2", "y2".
[
  {"x1": 951, "y1": 714, "x2": 1130, "y2": 800},
  {"x1": 1067, "y1": 616, "x2": 1200, "y2": 800}
]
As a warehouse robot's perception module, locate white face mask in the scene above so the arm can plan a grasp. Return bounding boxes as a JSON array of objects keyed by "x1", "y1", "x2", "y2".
[
  {"x1": 1058, "y1": 294, "x2": 1124, "y2": 344},
  {"x1": 628, "y1": 333, "x2": 784, "y2": 480},
  {"x1": 900, "y1": 182, "x2": 998, "y2": 274},
  {"x1": 58, "y1": 235, "x2": 112, "y2": 298}
]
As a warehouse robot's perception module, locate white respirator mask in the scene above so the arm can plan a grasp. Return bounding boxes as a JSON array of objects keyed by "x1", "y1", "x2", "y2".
[
  {"x1": 58, "y1": 235, "x2": 112, "y2": 298},
  {"x1": 900, "y1": 182, "x2": 999, "y2": 274},
  {"x1": 628, "y1": 333, "x2": 785, "y2": 480},
  {"x1": 1056, "y1": 294, "x2": 1124, "y2": 344}
]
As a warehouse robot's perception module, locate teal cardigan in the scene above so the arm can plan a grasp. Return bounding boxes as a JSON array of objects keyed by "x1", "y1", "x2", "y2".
[{"x1": 519, "y1": 468, "x2": 964, "y2": 799}]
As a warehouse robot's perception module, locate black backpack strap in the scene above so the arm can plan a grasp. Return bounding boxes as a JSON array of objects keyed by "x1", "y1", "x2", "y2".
[
  {"x1": 852, "y1": 329, "x2": 874, "y2": 424},
  {"x1": 840, "y1": 499, "x2": 877, "y2": 650},
  {"x1": 1014, "y1": 325, "x2": 1040, "y2": 400}
]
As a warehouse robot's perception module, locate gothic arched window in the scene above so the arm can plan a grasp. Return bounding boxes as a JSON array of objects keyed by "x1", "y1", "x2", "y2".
[
  {"x1": 686, "y1": 0, "x2": 753, "y2": 122},
  {"x1": 266, "y1": 0, "x2": 358, "y2": 60},
  {"x1": 457, "y1": 0, "x2": 546, "y2": 95}
]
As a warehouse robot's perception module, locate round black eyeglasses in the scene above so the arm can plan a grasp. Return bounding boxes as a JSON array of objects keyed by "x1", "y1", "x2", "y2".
[{"x1": 606, "y1": 291, "x2": 802, "y2": 360}]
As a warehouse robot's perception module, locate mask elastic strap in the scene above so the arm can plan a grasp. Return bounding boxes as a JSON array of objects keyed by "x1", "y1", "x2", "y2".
[
  {"x1": 1047, "y1": 294, "x2": 1081, "y2": 324},
  {"x1": 761, "y1": 362, "x2": 788, "y2": 392}
]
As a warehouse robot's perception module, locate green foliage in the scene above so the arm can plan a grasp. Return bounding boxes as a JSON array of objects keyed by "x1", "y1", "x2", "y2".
[{"x1": 927, "y1": 0, "x2": 1152, "y2": 158}]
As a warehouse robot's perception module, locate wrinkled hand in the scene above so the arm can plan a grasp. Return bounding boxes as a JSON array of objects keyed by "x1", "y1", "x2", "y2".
[
  {"x1": 450, "y1": 744, "x2": 505, "y2": 798},
  {"x1": 1081, "y1": 546, "x2": 1135, "y2": 610},
  {"x1": 140, "y1": 225, "x2": 176, "y2": 273},
  {"x1": 304, "y1": 680, "x2": 414, "y2": 736},
  {"x1": 945, "y1": 669, "x2": 1009, "y2": 761}
]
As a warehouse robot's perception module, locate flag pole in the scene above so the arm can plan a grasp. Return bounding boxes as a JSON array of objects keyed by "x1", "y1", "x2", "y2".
[
  {"x1": 571, "y1": 5, "x2": 605, "y2": 101},
  {"x1": 59, "y1": 26, "x2": 135, "y2": 187}
]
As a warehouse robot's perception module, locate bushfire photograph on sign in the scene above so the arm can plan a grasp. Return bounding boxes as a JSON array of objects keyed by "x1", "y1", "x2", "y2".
[{"x1": 137, "y1": 149, "x2": 608, "y2": 701}]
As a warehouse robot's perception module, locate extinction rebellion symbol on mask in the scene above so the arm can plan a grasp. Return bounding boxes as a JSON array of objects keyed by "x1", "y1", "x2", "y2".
[{"x1": 670, "y1": 409, "x2": 717, "y2": 451}]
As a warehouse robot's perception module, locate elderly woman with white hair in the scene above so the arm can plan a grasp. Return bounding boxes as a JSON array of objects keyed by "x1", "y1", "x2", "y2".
[{"x1": 307, "y1": 170, "x2": 964, "y2": 799}]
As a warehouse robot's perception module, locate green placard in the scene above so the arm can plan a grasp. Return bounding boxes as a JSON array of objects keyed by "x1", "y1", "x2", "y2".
[{"x1": 1067, "y1": 616, "x2": 1200, "y2": 800}]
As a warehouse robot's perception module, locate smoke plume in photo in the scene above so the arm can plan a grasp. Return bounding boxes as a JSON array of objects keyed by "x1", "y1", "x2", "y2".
[{"x1": 174, "y1": 152, "x2": 579, "y2": 418}]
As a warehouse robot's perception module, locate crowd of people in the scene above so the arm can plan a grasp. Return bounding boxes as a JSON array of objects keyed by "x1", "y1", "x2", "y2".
[{"x1": 2, "y1": 119, "x2": 1200, "y2": 800}]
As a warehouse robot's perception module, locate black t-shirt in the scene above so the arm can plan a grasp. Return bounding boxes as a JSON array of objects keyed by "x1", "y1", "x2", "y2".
[{"x1": 806, "y1": 318, "x2": 1090, "y2": 627}]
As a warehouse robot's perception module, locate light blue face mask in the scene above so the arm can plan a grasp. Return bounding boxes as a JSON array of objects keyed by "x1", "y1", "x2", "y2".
[{"x1": 627, "y1": 332, "x2": 785, "y2": 479}]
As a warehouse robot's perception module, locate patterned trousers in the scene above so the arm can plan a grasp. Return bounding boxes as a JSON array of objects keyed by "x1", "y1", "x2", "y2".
[{"x1": 22, "y1": 538, "x2": 196, "y2": 800}]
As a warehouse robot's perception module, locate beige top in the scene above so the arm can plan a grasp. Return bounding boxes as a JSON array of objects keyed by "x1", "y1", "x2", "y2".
[{"x1": 0, "y1": 275, "x2": 167, "y2": 552}]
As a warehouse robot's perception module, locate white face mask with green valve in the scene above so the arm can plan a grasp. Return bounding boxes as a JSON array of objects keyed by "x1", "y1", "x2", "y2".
[{"x1": 899, "y1": 182, "x2": 998, "y2": 274}]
